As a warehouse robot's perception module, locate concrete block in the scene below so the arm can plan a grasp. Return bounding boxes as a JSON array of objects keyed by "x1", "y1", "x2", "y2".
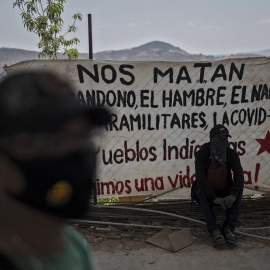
[
  {"x1": 146, "y1": 228, "x2": 174, "y2": 252},
  {"x1": 146, "y1": 228, "x2": 195, "y2": 252},
  {"x1": 168, "y1": 228, "x2": 195, "y2": 252}
]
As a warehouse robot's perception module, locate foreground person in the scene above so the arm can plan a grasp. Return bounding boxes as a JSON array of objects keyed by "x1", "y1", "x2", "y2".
[
  {"x1": 192, "y1": 125, "x2": 244, "y2": 245},
  {"x1": 0, "y1": 71, "x2": 109, "y2": 269}
]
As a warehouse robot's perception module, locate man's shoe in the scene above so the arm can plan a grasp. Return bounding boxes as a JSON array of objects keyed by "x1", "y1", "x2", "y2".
[
  {"x1": 223, "y1": 226, "x2": 237, "y2": 243},
  {"x1": 211, "y1": 229, "x2": 225, "y2": 246}
]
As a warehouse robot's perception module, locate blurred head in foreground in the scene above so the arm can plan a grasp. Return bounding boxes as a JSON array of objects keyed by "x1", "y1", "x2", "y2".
[{"x1": 0, "y1": 70, "x2": 109, "y2": 219}]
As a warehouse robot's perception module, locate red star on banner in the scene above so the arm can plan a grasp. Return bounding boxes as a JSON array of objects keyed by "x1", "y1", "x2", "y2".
[{"x1": 256, "y1": 131, "x2": 270, "y2": 155}]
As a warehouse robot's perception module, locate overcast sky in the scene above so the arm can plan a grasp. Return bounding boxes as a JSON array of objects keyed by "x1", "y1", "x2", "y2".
[{"x1": 1, "y1": 0, "x2": 270, "y2": 55}]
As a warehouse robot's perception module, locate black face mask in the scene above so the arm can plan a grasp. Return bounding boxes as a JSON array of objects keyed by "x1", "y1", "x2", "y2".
[
  {"x1": 5, "y1": 149, "x2": 96, "y2": 219},
  {"x1": 210, "y1": 139, "x2": 228, "y2": 169}
]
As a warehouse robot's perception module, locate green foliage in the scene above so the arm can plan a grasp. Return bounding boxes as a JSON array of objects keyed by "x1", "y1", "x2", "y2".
[
  {"x1": 90, "y1": 197, "x2": 119, "y2": 205},
  {"x1": 13, "y1": 0, "x2": 82, "y2": 59}
]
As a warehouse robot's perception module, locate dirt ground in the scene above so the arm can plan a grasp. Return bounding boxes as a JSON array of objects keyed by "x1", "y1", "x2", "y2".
[{"x1": 76, "y1": 226, "x2": 270, "y2": 270}]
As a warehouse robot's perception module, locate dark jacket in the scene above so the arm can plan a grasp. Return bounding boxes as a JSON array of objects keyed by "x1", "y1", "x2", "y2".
[{"x1": 195, "y1": 142, "x2": 244, "y2": 202}]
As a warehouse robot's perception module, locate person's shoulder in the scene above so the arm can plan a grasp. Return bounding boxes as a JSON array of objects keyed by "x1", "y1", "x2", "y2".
[
  {"x1": 227, "y1": 146, "x2": 241, "y2": 161},
  {"x1": 64, "y1": 226, "x2": 95, "y2": 269},
  {"x1": 228, "y1": 146, "x2": 239, "y2": 156},
  {"x1": 196, "y1": 142, "x2": 209, "y2": 153},
  {"x1": 64, "y1": 226, "x2": 89, "y2": 250},
  {"x1": 195, "y1": 142, "x2": 209, "y2": 158}
]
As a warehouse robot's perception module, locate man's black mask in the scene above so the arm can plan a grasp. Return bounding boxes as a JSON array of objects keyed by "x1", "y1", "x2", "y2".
[
  {"x1": 210, "y1": 138, "x2": 228, "y2": 169},
  {"x1": 4, "y1": 148, "x2": 96, "y2": 219}
]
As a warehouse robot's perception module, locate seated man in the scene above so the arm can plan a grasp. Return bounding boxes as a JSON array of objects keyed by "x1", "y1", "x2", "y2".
[
  {"x1": 193, "y1": 125, "x2": 244, "y2": 245},
  {"x1": 0, "y1": 70, "x2": 109, "y2": 269}
]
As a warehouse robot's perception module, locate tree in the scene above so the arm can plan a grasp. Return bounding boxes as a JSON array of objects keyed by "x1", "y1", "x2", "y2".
[{"x1": 13, "y1": 0, "x2": 82, "y2": 59}]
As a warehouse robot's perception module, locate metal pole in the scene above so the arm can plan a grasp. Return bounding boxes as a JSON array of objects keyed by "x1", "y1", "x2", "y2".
[
  {"x1": 88, "y1": 14, "x2": 93, "y2": 60},
  {"x1": 88, "y1": 14, "x2": 96, "y2": 204}
]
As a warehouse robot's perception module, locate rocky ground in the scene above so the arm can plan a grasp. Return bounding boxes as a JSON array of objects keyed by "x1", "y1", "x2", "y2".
[
  {"x1": 72, "y1": 196, "x2": 270, "y2": 270},
  {"x1": 76, "y1": 225, "x2": 270, "y2": 270}
]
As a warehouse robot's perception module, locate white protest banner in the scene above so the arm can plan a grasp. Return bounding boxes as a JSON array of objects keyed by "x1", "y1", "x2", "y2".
[{"x1": 7, "y1": 58, "x2": 270, "y2": 199}]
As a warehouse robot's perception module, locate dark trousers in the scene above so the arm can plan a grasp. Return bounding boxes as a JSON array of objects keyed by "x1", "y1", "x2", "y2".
[{"x1": 197, "y1": 188, "x2": 242, "y2": 233}]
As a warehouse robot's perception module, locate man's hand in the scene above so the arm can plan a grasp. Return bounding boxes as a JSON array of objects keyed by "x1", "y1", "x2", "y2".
[
  {"x1": 213, "y1": 197, "x2": 226, "y2": 209},
  {"x1": 224, "y1": 195, "x2": 236, "y2": 208}
]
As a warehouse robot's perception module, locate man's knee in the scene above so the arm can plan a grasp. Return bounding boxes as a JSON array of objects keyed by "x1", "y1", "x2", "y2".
[{"x1": 197, "y1": 188, "x2": 209, "y2": 205}]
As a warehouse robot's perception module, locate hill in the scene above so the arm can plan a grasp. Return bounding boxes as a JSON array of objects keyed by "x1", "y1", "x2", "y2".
[
  {"x1": 0, "y1": 47, "x2": 39, "y2": 68},
  {"x1": 94, "y1": 41, "x2": 216, "y2": 61},
  {"x1": 251, "y1": 49, "x2": 270, "y2": 56},
  {"x1": 0, "y1": 41, "x2": 263, "y2": 68}
]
